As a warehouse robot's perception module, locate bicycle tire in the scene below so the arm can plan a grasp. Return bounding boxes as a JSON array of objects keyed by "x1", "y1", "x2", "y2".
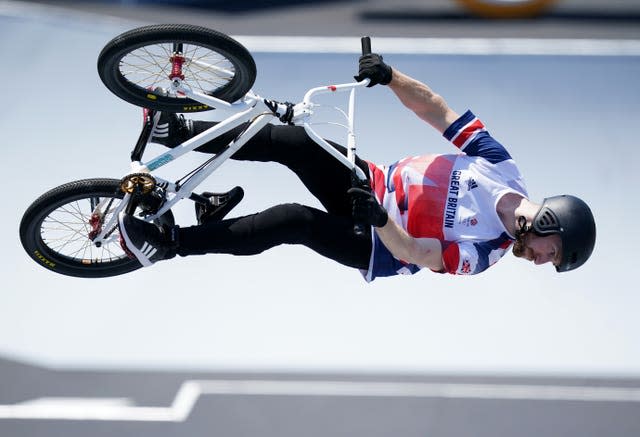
[
  {"x1": 97, "y1": 24, "x2": 257, "y2": 112},
  {"x1": 455, "y1": 0, "x2": 556, "y2": 19},
  {"x1": 20, "y1": 178, "x2": 175, "y2": 278}
]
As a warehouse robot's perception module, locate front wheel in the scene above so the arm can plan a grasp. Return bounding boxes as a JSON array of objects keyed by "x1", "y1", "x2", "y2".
[
  {"x1": 97, "y1": 24, "x2": 257, "y2": 112},
  {"x1": 455, "y1": 0, "x2": 557, "y2": 19},
  {"x1": 20, "y1": 178, "x2": 174, "y2": 278}
]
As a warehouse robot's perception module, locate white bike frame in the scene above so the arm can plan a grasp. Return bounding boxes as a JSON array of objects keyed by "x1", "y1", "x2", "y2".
[{"x1": 91, "y1": 76, "x2": 370, "y2": 245}]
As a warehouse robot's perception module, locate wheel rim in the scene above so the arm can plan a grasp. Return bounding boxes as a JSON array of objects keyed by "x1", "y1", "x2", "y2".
[
  {"x1": 39, "y1": 195, "x2": 129, "y2": 265},
  {"x1": 118, "y1": 41, "x2": 238, "y2": 98}
]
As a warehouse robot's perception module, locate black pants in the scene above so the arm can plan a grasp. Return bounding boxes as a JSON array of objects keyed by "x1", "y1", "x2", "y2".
[{"x1": 176, "y1": 122, "x2": 373, "y2": 270}]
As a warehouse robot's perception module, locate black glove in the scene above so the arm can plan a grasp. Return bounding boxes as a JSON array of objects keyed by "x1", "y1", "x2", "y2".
[
  {"x1": 354, "y1": 53, "x2": 393, "y2": 87},
  {"x1": 348, "y1": 187, "x2": 388, "y2": 228}
]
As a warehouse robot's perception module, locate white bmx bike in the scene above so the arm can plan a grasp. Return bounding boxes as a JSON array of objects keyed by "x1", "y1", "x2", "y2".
[{"x1": 20, "y1": 24, "x2": 373, "y2": 278}]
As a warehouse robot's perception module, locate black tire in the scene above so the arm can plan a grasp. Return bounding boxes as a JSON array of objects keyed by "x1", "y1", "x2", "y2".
[
  {"x1": 20, "y1": 178, "x2": 175, "y2": 278},
  {"x1": 97, "y1": 24, "x2": 257, "y2": 112}
]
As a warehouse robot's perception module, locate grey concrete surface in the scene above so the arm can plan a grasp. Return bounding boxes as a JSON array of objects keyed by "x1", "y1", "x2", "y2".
[{"x1": 2, "y1": 357, "x2": 640, "y2": 437}]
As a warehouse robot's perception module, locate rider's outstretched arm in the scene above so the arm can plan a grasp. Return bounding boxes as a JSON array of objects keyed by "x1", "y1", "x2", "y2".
[
  {"x1": 356, "y1": 53, "x2": 459, "y2": 133},
  {"x1": 387, "y1": 68, "x2": 460, "y2": 134}
]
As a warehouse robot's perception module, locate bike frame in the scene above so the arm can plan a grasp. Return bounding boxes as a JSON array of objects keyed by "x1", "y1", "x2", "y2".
[{"x1": 91, "y1": 76, "x2": 371, "y2": 245}]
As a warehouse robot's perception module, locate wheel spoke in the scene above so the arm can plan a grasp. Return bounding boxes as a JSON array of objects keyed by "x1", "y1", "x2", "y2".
[
  {"x1": 39, "y1": 193, "x2": 130, "y2": 263},
  {"x1": 119, "y1": 42, "x2": 236, "y2": 94}
]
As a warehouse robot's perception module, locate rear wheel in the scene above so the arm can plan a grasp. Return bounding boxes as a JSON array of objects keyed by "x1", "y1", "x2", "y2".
[
  {"x1": 20, "y1": 178, "x2": 174, "y2": 278},
  {"x1": 97, "y1": 24, "x2": 257, "y2": 112}
]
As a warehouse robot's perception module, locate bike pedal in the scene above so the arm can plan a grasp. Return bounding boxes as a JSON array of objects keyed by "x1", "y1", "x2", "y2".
[{"x1": 195, "y1": 186, "x2": 244, "y2": 225}]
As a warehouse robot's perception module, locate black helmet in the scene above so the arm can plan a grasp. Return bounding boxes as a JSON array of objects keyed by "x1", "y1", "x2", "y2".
[{"x1": 531, "y1": 195, "x2": 596, "y2": 272}]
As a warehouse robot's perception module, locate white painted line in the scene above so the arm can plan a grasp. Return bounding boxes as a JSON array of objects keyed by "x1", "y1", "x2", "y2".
[
  {"x1": 1, "y1": 397, "x2": 176, "y2": 421},
  {"x1": 236, "y1": 35, "x2": 640, "y2": 56},
  {"x1": 19, "y1": 397, "x2": 133, "y2": 408},
  {"x1": 1, "y1": 379, "x2": 640, "y2": 421}
]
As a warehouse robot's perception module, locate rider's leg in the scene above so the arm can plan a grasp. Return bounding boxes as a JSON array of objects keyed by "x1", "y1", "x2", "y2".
[
  {"x1": 189, "y1": 121, "x2": 370, "y2": 217},
  {"x1": 130, "y1": 121, "x2": 374, "y2": 269},
  {"x1": 176, "y1": 202, "x2": 372, "y2": 270}
]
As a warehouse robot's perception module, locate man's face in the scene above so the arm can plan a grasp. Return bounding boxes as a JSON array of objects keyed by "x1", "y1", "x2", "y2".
[{"x1": 514, "y1": 232, "x2": 563, "y2": 267}]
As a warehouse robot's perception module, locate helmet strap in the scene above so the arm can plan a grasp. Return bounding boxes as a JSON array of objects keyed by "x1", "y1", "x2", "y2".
[
  {"x1": 512, "y1": 216, "x2": 530, "y2": 258},
  {"x1": 514, "y1": 216, "x2": 530, "y2": 239}
]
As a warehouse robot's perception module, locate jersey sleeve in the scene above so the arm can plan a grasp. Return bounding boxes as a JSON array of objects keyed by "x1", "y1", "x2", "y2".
[{"x1": 443, "y1": 110, "x2": 512, "y2": 164}]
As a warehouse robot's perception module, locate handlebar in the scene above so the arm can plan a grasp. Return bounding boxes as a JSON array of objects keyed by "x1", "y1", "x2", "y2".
[
  {"x1": 361, "y1": 36, "x2": 371, "y2": 55},
  {"x1": 256, "y1": 35, "x2": 376, "y2": 238},
  {"x1": 352, "y1": 35, "x2": 373, "y2": 237}
]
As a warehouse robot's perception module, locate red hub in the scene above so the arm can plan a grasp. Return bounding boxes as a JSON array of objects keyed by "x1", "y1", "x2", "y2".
[
  {"x1": 169, "y1": 54, "x2": 185, "y2": 80},
  {"x1": 88, "y1": 213, "x2": 103, "y2": 241}
]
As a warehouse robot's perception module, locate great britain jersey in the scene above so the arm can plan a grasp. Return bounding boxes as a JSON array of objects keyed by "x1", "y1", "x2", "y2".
[{"x1": 363, "y1": 110, "x2": 528, "y2": 281}]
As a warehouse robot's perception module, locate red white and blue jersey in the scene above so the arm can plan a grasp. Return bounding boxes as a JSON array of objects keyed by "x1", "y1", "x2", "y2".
[{"x1": 363, "y1": 110, "x2": 528, "y2": 281}]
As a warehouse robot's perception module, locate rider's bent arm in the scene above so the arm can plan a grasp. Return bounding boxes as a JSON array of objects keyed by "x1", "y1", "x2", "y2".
[
  {"x1": 387, "y1": 68, "x2": 460, "y2": 134},
  {"x1": 375, "y1": 219, "x2": 444, "y2": 271}
]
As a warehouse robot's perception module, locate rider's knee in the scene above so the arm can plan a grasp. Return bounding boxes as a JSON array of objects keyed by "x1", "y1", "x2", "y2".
[{"x1": 268, "y1": 203, "x2": 316, "y2": 243}]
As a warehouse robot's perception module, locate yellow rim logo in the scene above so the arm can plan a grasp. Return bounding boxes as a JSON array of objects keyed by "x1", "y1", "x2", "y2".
[
  {"x1": 34, "y1": 250, "x2": 56, "y2": 268},
  {"x1": 182, "y1": 105, "x2": 209, "y2": 112}
]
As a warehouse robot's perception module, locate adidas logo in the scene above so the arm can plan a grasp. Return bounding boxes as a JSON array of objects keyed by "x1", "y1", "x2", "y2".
[
  {"x1": 140, "y1": 241, "x2": 158, "y2": 259},
  {"x1": 152, "y1": 122, "x2": 169, "y2": 139},
  {"x1": 467, "y1": 178, "x2": 478, "y2": 190}
]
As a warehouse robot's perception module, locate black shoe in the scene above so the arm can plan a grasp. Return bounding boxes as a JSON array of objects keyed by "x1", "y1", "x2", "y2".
[
  {"x1": 150, "y1": 111, "x2": 194, "y2": 148},
  {"x1": 118, "y1": 213, "x2": 175, "y2": 266},
  {"x1": 145, "y1": 88, "x2": 194, "y2": 148},
  {"x1": 195, "y1": 186, "x2": 244, "y2": 225}
]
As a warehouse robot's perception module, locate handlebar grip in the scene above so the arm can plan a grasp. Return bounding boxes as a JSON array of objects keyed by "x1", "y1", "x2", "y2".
[{"x1": 361, "y1": 36, "x2": 371, "y2": 55}]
